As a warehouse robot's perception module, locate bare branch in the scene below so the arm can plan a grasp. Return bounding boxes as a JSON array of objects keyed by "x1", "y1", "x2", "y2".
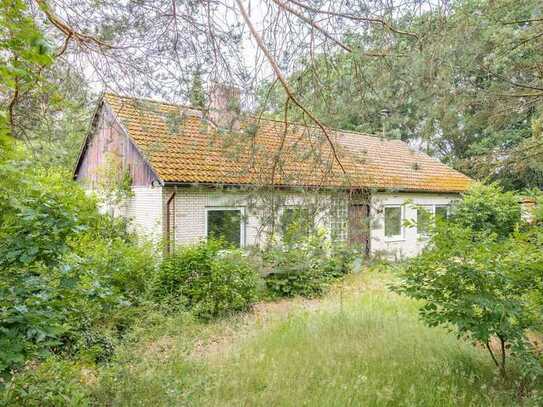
[
  {"x1": 285, "y1": 0, "x2": 420, "y2": 41},
  {"x1": 34, "y1": 0, "x2": 116, "y2": 49},
  {"x1": 235, "y1": 0, "x2": 346, "y2": 175},
  {"x1": 270, "y1": 0, "x2": 352, "y2": 53}
]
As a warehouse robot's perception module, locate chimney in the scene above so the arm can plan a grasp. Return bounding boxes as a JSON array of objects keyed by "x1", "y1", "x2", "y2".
[{"x1": 209, "y1": 82, "x2": 241, "y2": 130}]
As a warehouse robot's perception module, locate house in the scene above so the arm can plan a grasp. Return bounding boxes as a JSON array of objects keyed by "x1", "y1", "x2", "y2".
[{"x1": 74, "y1": 89, "x2": 472, "y2": 258}]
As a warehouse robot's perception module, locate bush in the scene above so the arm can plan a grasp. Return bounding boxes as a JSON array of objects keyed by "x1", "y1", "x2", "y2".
[
  {"x1": 0, "y1": 161, "x2": 98, "y2": 269},
  {"x1": 0, "y1": 265, "x2": 68, "y2": 374},
  {"x1": 0, "y1": 359, "x2": 91, "y2": 407},
  {"x1": 264, "y1": 231, "x2": 354, "y2": 298},
  {"x1": 155, "y1": 240, "x2": 260, "y2": 319},
  {"x1": 265, "y1": 247, "x2": 330, "y2": 298},
  {"x1": 321, "y1": 244, "x2": 355, "y2": 279},
  {"x1": 0, "y1": 157, "x2": 157, "y2": 375},
  {"x1": 451, "y1": 183, "x2": 521, "y2": 239},
  {"x1": 395, "y1": 184, "x2": 543, "y2": 385}
]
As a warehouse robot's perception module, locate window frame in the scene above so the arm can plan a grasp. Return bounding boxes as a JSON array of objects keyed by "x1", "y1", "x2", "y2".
[
  {"x1": 383, "y1": 205, "x2": 404, "y2": 241},
  {"x1": 280, "y1": 205, "x2": 314, "y2": 239},
  {"x1": 205, "y1": 207, "x2": 246, "y2": 247},
  {"x1": 434, "y1": 204, "x2": 449, "y2": 221},
  {"x1": 416, "y1": 204, "x2": 450, "y2": 236},
  {"x1": 416, "y1": 205, "x2": 434, "y2": 237},
  {"x1": 329, "y1": 198, "x2": 348, "y2": 242}
]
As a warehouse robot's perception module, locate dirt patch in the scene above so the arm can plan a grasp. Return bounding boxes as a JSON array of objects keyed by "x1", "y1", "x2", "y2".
[
  {"x1": 253, "y1": 297, "x2": 322, "y2": 318},
  {"x1": 190, "y1": 297, "x2": 324, "y2": 360},
  {"x1": 189, "y1": 273, "x2": 381, "y2": 360},
  {"x1": 139, "y1": 335, "x2": 176, "y2": 362},
  {"x1": 80, "y1": 367, "x2": 98, "y2": 387}
]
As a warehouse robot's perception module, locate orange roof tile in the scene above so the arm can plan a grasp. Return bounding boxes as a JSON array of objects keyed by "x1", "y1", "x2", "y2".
[{"x1": 103, "y1": 93, "x2": 472, "y2": 193}]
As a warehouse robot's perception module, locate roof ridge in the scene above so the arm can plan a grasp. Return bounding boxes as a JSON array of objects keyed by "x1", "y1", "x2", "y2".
[
  {"x1": 103, "y1": 92, "x2": 197, "y2": 112},
  {"x1": 249, "y1": 116, "x2": 396, "y2": 140},
  {"x1": 104, "y1": 92, "x2": 398, "y2": 141}
]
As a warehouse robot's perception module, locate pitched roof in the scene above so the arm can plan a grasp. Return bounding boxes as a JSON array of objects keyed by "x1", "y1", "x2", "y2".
[{"x1": 101, "y1": 93, "x2": 472, "y2": 192}]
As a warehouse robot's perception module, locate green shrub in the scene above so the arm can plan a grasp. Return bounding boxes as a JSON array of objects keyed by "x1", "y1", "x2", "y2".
[
  {"x1": 264, "y1": 232, "x2": 354, "y2": 298},
  {"x1": 0, "y1": 157, "x2": 157, "y2": 375},
  {"x1": 395, "y1": 184, "x2": 543, "y2": 385},
  {"x1": 155, "y1": 240, "x2": 260, "y2": 319},
  {"x1": 321, "y1": 244, "x2": 355, "y2": 279},
  {"x1": 265, "y1": 269, "x2": 329, "y2": 299},
  {"x1": 0, "y1": 265, "x2": 68, "y2": 374},
  {"x1": 70, "y1": 234, "x2": 155, "y2": 305},
  {"x1": 0, "y1": 161, "x2": 97, "y2": 269},
  {"x1": 196, "y1": 251, "x2": 260, "y2": 318},
  {"x1": 0, "y1": 359, "x2": 91, "y2": 407},
  {"x1": 451, "y1": 183, "x2": 521, "y2": 239}
]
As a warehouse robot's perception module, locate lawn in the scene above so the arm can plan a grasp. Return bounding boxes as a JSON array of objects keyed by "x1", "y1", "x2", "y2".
[{"x1": 88, "y1": 269, "x2": 523, "y2": 406}]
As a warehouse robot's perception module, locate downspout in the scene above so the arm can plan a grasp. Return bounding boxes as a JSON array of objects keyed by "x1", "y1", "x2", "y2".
[{"x1": 165, "y1": 187, "x2": 177, "y2": 255}]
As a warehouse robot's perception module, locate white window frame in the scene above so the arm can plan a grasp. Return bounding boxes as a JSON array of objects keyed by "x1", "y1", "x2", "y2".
[
  {"x1": 416, "y1": 204, "x2": 450, "y2": 236},
  {"x1": 205, "y1": 207, "x2": 246, "y2": 247},
  {"x1": 329, "y1": 198, "x2": 348, "y2": 242},
  {"x1": 280, "y1": 205, "x2": 313, "y2": 236},
  {"x1": 416, "y1": 205, "x2": 434, "y2": 237},
  {"x1": 434, "y1": 204, "x2": 449, "y2": 220},
  {"x1": 384, "y1": 205, "x2": 404, "y2": 242}
]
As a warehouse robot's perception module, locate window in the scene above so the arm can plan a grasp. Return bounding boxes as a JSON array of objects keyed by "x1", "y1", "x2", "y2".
[
  {"x1": 281, "y1": 207, "x2": 313, "y2": 242},
  {"x1": 330, "y1": 198, "x2": 348, "y2": 241},
  {"x1": 415, "y1": 204, "x2": 450, "y2": 235},
  {"x1": 206, "y1": 208, "x2": 244, "y2": 247},
  {"x1": 417, "y1": 205, "x2": 433, "y2": 235},
  {"x1": 435, "y1": 205, "x2": 449, "y2": 221},
  {"x1": 384, "y1": 206, "x2": 402, "y2": 239}
]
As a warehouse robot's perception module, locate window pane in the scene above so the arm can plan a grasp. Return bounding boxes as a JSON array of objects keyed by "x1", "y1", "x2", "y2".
[
  {"x1": 207, "y1": 210, "x2": 241, "y2": 247},
  {"x1": 417, "y1": 206, "x2": 432, "y2": 235},
  {"x1": 281, "y1": 207, "x2": 313, "y2": 241},
  {"x1": 330, "y1": 199, "x2": 347, "y2": 241},
  {"x1": 384, "y1": 207, "x2": 401, "y2": 237},
  {"x1": 435, "y1": 206, "x2": 448, "y2": 221}
]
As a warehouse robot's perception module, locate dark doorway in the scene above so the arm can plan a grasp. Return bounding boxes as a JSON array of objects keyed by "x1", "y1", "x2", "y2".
[{"x1": 348, "y1": 204, "x2": 370, "y2": 255}]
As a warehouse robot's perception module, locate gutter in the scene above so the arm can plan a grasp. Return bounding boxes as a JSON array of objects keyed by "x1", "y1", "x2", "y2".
[{"x1": 161, "y1": 181, "x2": 466, "y2": 194}]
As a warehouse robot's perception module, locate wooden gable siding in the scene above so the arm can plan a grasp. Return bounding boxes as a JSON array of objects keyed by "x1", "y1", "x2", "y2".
[{"x1": 76, "y1": 103, "x2": 158, "y2": 187}]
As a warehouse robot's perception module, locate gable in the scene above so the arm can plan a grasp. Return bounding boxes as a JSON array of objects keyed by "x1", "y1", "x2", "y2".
[
  {"x1": 94, "y1": 93, "x2": 472, "y2": 193},
  {"x1": 74, "y1": 101, "x2": 160, "y2": 187}
]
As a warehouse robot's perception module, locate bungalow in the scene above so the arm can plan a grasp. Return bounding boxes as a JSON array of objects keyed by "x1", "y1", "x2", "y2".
[{"x1": 74, "y1": 89, "x2": 472, "y2": 258}]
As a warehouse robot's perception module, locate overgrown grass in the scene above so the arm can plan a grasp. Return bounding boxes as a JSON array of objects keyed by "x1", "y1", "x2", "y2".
[{"x1": 89, "y1": 271, "x2": 527, "y2": 406}]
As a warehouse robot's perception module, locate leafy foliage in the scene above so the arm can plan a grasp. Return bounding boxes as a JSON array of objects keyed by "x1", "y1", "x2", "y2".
[
  {"x1": 0, "y1": 358, "x2": 91, "y2": 407},
  {"x1": 261, "y1": 0, "x2": 543, "y2": 190},
  {"x1": 264, "y1": 230, "x2": 353, "y2": 298},
  {"x1": 155, "y1": 240, "x2": 260, "y2": 319},
  {"x1": 0, "y1": 155, "x2": 155, "y2": 375},
  {"x1": 1, "y1": 0, "x2": 91, "y2": 168},
  {"x1": 0, "y1": 159, "x2": 93, "y2": 268},
  {"x1": 451, "y1": 183, "x2": 521, "y2": 239},
  {"x1": 0, "y1": 0, "x2": 54, "y2": 145},
  {"x1": 189, "y1": 70, "x2": 206, "y2": 109},
  {"x1": 395, "y1": 184, "x2": 543, "y2": 384}
]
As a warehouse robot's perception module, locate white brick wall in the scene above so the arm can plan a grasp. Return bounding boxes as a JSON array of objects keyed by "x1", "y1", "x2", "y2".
[
  {"x1": 166, "y1": 188, "x2": 262, "y2": 246},
  {"x1": 122, "y1": 186, "x2": 460, "y2": 258},
  {"x1": 370, "y1": 192, "x2": 459, "y2": 259},
  {"x1": 126, "y1": 186, "x2": 164, "y2": 242},
  {"x1": 164, "y1": 188, "x2": 332, "y2": 247}
]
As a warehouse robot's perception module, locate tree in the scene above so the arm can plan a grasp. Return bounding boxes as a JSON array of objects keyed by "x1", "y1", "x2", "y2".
[
  {"x1": 1, "y1": 0, "x2": 93, "y2": 167},
  {"x1": 260, "y1": 0, "x2": 543, "y2": 190},
  {"x1": 0, "y1": 0, "x2": 54, "y2": 149},
  {"x1": 3, "y1": 0, "x2": 433, "y2": 177},
  {"x1": 395, "y1": 184, "x2": 543, "y2": 381},
  {"x1": 189, "y1": 70, "x2": 206, "y2": 109}
]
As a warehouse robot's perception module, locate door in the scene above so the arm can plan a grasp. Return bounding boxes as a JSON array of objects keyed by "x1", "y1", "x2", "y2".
[{"x1": 348, "y1": 204, "x2": 370, "y2": 255}]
